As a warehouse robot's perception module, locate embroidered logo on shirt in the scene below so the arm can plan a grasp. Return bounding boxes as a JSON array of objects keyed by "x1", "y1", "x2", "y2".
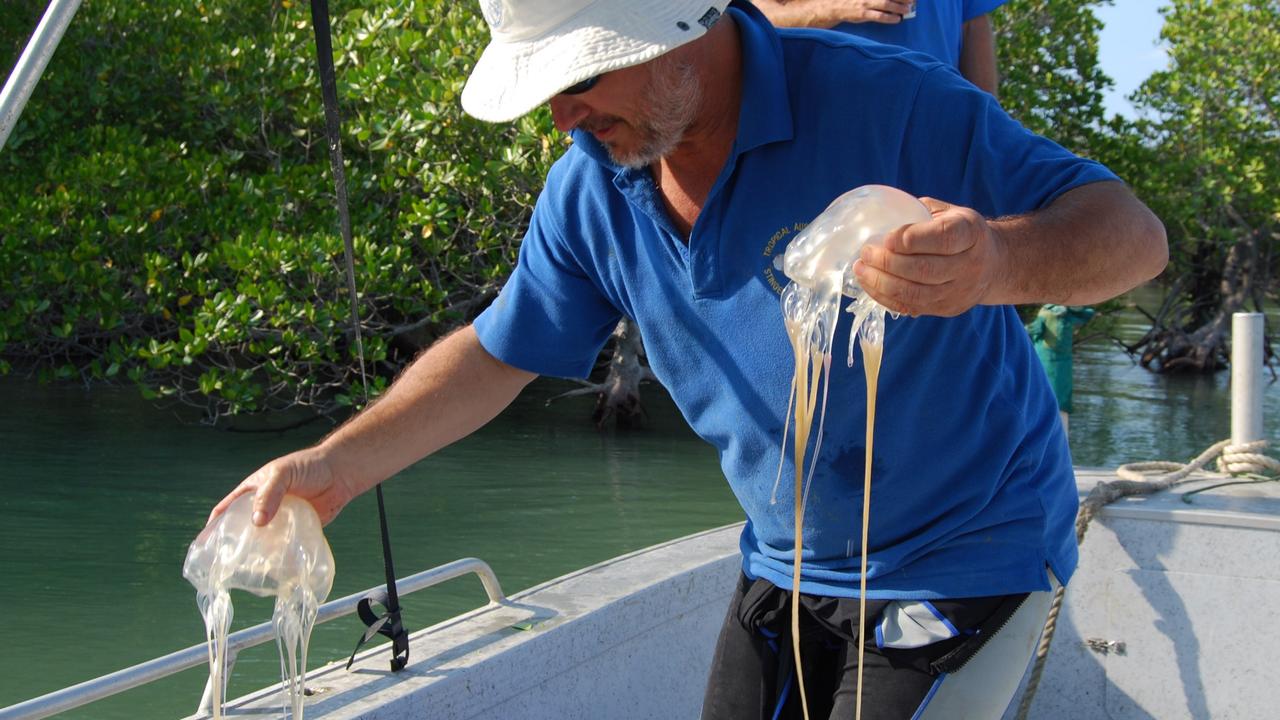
[
  {"x1": 761, "y1": 222, "x2": 808, "y2": 295},
  {"x1": 697, "y1": 7, "x2": 721, "y2": 29}
]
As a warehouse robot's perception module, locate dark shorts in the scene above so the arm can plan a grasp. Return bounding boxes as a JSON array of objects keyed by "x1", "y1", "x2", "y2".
[{"x1": 700, "y1": 573, "x2": 1029, "y2": 720}]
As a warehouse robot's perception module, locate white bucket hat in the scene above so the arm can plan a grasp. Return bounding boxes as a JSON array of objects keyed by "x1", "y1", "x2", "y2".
[{"x1": 462, "y1": 0, "x2": 732, "y2": 123}]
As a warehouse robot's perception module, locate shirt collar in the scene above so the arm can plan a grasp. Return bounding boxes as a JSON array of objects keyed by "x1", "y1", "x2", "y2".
[
  {"x1": 569, "y1": 0, "x2": 793, "y2": 169},
  {"x1": 727, "y1": 0, "x2": 794, "y2": 155}
]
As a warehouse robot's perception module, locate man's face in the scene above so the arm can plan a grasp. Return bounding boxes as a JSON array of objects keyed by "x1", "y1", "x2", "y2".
[{"x1": 548, "y1": 53, "x2": 702, "y2": 168}]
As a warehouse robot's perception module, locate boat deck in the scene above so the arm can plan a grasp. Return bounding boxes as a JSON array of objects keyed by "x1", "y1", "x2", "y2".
[
  {"x1": 197, "y1": 468, "x2": 1280, "y2": 719},
  {"x1": 204, "y1": 524, "x2": 742, "y2": 719}
]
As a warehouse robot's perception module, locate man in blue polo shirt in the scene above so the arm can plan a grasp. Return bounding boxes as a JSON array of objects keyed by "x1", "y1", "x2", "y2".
[
  {"x1": 753, "y1": 0, "x2": 1003, "y2": 95},
  {"x1": 208, "y1": 0, "x2": 1166, "y2": 717}
]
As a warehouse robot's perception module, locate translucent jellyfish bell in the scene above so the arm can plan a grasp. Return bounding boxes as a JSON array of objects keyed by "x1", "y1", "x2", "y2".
[
  {"x1": 781, "y1": 184, "x2": 931, "y2": 360},
  {"x1": 183, "y1": 495, "x2": 334, "y2": 607},
  {"x1": 184, "y1": 494, "x2": 335, "y2": 720},
  {"x1": 782, "y1": 184, "x2": 932, "y2": 294}
]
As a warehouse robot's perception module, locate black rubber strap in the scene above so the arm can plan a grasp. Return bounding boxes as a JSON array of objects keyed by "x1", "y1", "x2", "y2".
[{"x1": 308, "y1": 0, "x2": 409, "y2": 673}]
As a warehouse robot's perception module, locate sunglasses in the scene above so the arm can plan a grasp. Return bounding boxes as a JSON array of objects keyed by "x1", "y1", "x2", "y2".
[{"x1": 561, "y1": 74, "x2": 601, "y2": 95}]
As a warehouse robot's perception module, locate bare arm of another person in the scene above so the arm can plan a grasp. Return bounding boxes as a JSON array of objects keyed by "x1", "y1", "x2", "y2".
[
  {"x1": 959, "y1": 14, "x2": 998, "y2": 96},
  {"x1": 209, "y1": 325, "x2": 536, "y2": 527},
  {"x1": 854, "y1": 181, "x2": 1168, "y2": 317},
  {"x1": 753, "y1": 0, "x2": 912, "y2": 28}
]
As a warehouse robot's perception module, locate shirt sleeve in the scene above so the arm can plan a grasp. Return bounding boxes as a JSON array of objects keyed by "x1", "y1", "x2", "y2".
[
  {"x1": 472, "y1": 191, "x2": 623, "y2": 380},
  {"x1": 897, "y1": 64, "x2": 1120, "y2": 217}
]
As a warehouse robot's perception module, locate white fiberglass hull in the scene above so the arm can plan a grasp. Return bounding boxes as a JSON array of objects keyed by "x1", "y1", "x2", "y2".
[{"x1": 203, "y1": 468, "x2": 1280, "y2": 719}]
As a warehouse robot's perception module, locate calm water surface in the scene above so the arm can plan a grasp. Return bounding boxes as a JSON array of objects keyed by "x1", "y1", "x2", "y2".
[{"x1": 1, "y1": 297, "x2": 1276, "y2": 718}]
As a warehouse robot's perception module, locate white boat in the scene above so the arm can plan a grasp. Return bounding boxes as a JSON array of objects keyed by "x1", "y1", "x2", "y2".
[
  {"x1": 3, "y1": 466, "x2": 1276, "y2": 719},
  {"x1": 155, "y1": 466, "x2": 1272, "y2": 720},
  {"x1": 209, "y1": 468, "x2": 1280, "y2": 720}
]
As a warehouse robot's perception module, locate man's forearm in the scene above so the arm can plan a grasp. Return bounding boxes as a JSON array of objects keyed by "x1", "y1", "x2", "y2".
[
  {"x1": 753, "y1": 0, "x2": 913, "y2": 28},
  {"x1": 753, "y1": 0, "x2": 837, "y2": 28},
  {"x1": 318, "y1": 325, "x2": 536, "y2": 495},
  {"x1": 986, "y1": 181, "x2": 1168, "y2": 306},
  {"x1": 959, "y1": 15, "x2": 998, "y2": 96}
]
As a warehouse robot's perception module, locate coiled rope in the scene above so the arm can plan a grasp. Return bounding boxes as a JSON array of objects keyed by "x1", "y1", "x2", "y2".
[{"x1": 1014, "y1": 438, "x2": 1280, "y2": 720}]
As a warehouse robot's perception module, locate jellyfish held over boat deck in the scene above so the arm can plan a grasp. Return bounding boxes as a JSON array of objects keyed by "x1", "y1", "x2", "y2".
[
  {"x1": 184, "y1": 494, "x2": 335, "y2": 720},
  {"x1": 771, "y1": 184, "x2": 933, "y2": 505},
  {"x1": 773, "y1": 185, "x2": 932, "y2": 720}
]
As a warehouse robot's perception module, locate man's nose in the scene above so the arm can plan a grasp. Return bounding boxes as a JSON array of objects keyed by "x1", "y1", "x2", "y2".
[{"x1": 549, "y1": 95, "x2": 590, "y2": 133}]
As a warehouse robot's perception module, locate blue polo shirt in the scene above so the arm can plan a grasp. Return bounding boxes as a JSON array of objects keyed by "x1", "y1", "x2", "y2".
[
  {"x1": 474, "y1": 2, "x2": 1116, "y2": 599},
  {"x1": 834, "y1": 0, "x2": 1006, "y2": 70}
]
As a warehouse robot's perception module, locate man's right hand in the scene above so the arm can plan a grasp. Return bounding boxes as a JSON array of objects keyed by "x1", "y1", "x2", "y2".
[{"x1": 208, "y1": 446, "x2": 359, "y2": 528}]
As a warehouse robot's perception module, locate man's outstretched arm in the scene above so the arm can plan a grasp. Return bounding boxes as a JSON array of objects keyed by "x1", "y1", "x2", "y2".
[{"x1": 209, "y1": 325, "x2": 537, "y2": 527}]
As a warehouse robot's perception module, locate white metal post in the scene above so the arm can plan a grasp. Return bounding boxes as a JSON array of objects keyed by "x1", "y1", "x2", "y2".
[
  {"x1": 0, "y1": 0, "x2": 84, "y2": 151},
  {"x1": 1231, "y1": 312, "x2": 1264, "y2": 446}
]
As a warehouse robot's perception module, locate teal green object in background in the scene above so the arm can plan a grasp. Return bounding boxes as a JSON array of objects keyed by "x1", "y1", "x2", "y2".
[{"x1": 1027, "y1": 304, "x2": 1095, "y2": 413}]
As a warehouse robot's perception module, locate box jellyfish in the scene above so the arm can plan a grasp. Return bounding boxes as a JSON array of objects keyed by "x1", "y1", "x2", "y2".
[
  {"x1": 775, "y1": 185, "x2": 932, "y2": 719},
  {"x1": 184, "y1": 494, "x2": 335, "y2": 719}
]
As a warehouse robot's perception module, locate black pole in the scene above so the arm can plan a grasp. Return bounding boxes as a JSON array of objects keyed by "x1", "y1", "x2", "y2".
[{"x1": 308, "y1": 0, "x2": 409, "y2": 673}]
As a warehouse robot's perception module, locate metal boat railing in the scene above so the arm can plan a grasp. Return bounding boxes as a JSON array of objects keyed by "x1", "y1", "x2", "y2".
[
  {"x1": 0, "y1": 558, "x2": 506, "y2": 720},
  {"x1": 0, "y1": 0, "x2": 83, "y2": 151}
]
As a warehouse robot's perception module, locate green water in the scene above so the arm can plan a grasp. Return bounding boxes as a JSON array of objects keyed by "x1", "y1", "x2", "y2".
[
  {"x1": 1, "y1": 298, "x2": 1276, "y2": 718},
  {"x1": 0, "y1": 377, "x2": 736, "y2": 718},
  {"x1": 1069, "y1": 312, "x2": 1280, "y2": 469}
]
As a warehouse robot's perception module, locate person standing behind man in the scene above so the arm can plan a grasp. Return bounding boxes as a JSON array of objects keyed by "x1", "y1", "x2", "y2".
[{"x1": 752, "y1": 0, "x2": 1002, "y2": 95}]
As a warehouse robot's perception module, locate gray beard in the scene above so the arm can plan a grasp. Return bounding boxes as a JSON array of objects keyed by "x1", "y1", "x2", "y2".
[{"x1": 608, "y1": 56, "x2": 702, "y2": 169}]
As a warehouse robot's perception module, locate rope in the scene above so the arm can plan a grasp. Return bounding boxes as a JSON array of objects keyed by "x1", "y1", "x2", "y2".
[
  {"x1": 1216, "y1": 439, "x2": 1280, "y2": 476},
  {"x1": 1115, "y1": 439, "x2": 1280, "y2": 481},
  {"x1": 1014, "y1": 438, "x2": 1279, "y2": 720}
]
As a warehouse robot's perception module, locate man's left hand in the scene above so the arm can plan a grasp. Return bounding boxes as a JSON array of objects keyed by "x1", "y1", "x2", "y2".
[{"x1": 853, "y1": 197, "x2": 1005, "y2": 317}]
